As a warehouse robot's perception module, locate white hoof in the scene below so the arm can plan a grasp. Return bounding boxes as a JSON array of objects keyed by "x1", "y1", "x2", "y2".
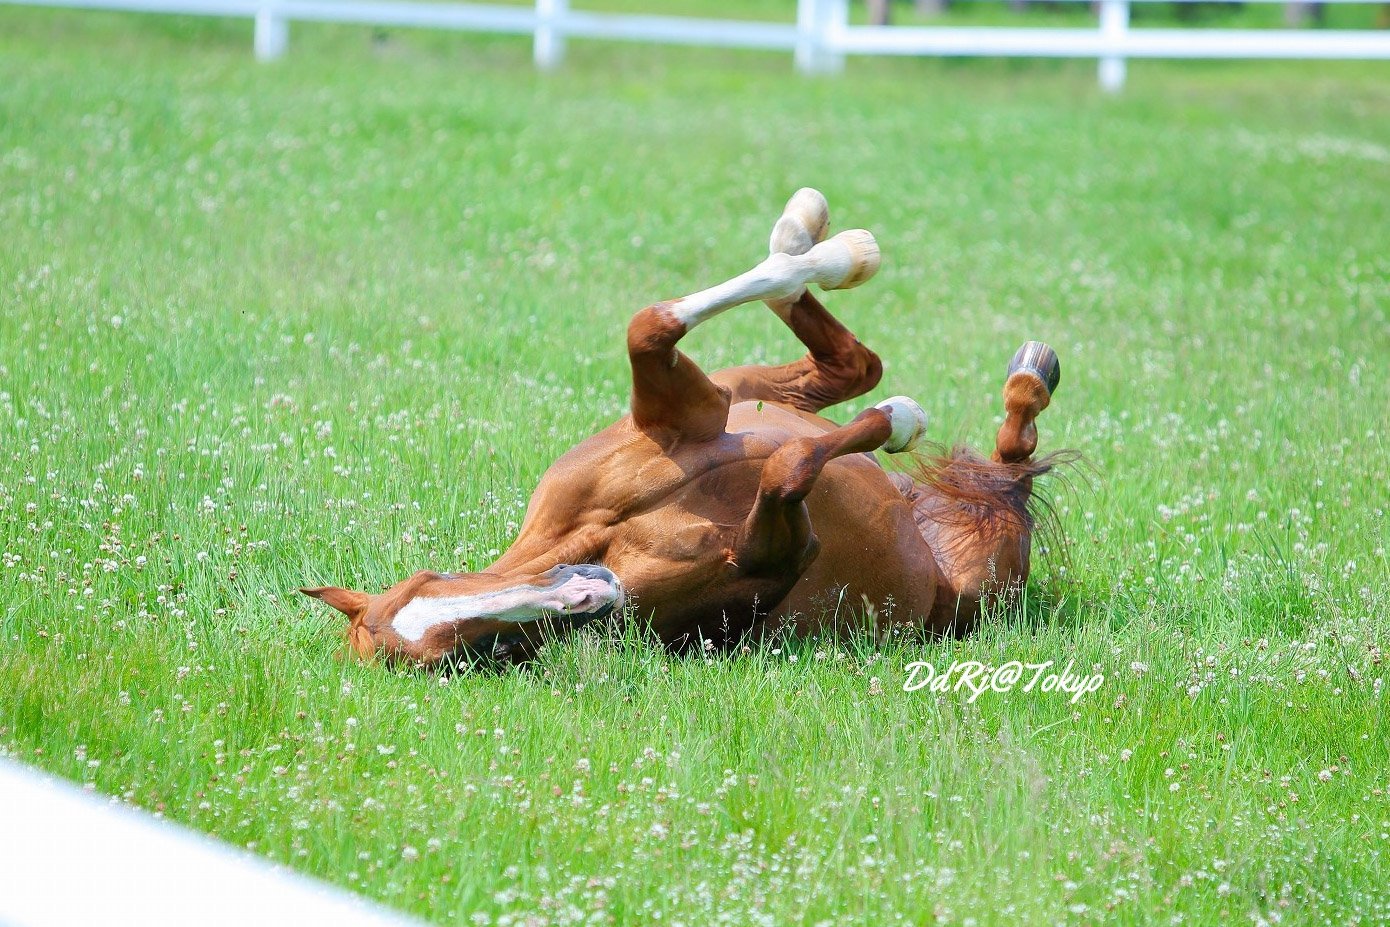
[
  {"x1": 875, "y1": 396, "x2": 928, "y2": 453},
  {"x1": 807, "y1": 229, "x2": 881, "y2": 291},
  {"x1": 769, "y1": 187, "x2": 830, "y2": 257}
]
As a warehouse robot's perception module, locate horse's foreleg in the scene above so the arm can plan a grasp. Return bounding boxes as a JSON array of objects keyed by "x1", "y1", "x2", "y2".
[
  {"x1": 736, "y1": 398, "x2": 926, "y2": 576},
  {"x1": 629, "y1": 228, "x2": 880, "y2": 446}
]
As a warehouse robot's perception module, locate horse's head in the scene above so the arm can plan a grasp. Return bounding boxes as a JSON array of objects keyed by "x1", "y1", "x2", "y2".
[{"x1": 301, "y1": 563, "x2": 624, "y2": 665}]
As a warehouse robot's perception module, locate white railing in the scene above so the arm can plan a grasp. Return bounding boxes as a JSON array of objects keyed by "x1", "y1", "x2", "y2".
[
  {"x1": 3, "y1": 0, "x2": 1389, "y2": 88},
  {"x1": 0, "y1": 759, "x2": 422, "y2": 927}
]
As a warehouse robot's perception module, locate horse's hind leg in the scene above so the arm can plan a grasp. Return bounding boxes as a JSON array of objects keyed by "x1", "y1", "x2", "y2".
[
  {"x1": 628, "y1": 225, "x2": 880, "y2": 446},
  {"x1": 993, "y1": 341, "x2": 1060, "y2": 463},
  {"x1": 712, "y1": 288, "x2": 884, "y2": 414},
  {"x1": 918, "y1": 342, "x2": 1062, "y2": 630},
  {"x1": 711, "y1": 189, "x2": 884, "y2": 414}
]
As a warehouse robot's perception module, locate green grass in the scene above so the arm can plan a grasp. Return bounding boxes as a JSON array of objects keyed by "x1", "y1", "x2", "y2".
[{"x1": 2, "y1": 7, "x2": 1389, "y2": 924}]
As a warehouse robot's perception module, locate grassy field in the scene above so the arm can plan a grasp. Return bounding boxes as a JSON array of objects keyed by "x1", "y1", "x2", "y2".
[{"x1": 2, "y1": 7, "x2": 1389, "y2": 925}]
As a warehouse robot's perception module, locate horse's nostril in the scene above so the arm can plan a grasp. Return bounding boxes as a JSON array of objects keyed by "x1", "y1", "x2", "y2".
[{"x1": 568, "y1": 563, "x2": 616, "y2": 582}]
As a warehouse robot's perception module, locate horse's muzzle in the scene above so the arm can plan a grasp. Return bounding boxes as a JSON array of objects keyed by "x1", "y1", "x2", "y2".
[{"x1": 541, "y1": 563, "x2": 626, "y2": 617}]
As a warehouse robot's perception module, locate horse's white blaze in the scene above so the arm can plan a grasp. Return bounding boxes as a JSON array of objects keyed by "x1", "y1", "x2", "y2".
[{"x1": 391, "y1": 573, "x2": 624, "y2": 642}]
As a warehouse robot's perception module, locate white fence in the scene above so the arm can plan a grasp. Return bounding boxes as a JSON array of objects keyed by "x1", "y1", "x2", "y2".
[
  {"x1": 4, "y1": 0, "x2": 1390, "y2": 88},
  {"x1": 0, "y1": 759, "x2": 422, "y2": 927}
]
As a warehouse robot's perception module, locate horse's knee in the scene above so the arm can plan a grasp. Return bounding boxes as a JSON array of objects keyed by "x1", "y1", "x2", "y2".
[
  {"x1": 627, "y1": 303, "x2": 684, "y2": 365},
  {"x1": 760, "y1": 438, "x2": 822, "y2": 503}
]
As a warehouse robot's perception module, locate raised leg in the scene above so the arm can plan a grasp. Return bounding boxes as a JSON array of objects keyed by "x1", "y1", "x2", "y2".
[
  {"x1": 629, "y1": 227, "x2": 881, "y2": 446},
  {"x1": 993, "y1": 341, "x2": 1060, "y2": 463},
  {"x1": 711, "y1": 188, "x2": 884, "y2": 414},
  {"x1": 914, "y1": 341, "x2": 1061, "y2": 629},
  {"x1": 711, "y1": 289, "x2": 885, "y2": 414},
  {"x1": 737, "y1": 397, "x2": 927, "y2": 576}
]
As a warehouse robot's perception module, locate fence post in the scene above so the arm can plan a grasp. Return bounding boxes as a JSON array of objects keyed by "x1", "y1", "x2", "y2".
[
  {"x1": 795, "y1": 0, "x2": 817, "y2": 73},
  {"x1": 822, "y1": 0, "x2": 847, "y2": 73},
  {"x1": 254, "y1": 0, "x2": 288, "y2": 60},
  {"x1": 534, "y1": 0, "x2": 568, "y2": 70},
  {"x1": 1097, "y1": 0, "x2": 1129, "y2": 92},
  {"x1": 796, "y1": 0, "x2": 846, "y2": 74}
]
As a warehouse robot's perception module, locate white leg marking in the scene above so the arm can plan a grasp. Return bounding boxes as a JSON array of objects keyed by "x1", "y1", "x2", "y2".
[
  {"x1": 391, "y1": 573, "x2": 624, "y2": 643},
  {"x1": 667, "y1": 254, "x2": 806, "y2": 328},
  {"x1": 766, "y1": 188, "x2": 832, "y2": 320},
  {"x1": 666, "y1": 230, "x2": 880, "y2": 331},
  {"x1": 768, "y1": 187, "x2": 830, "y2": 257}
]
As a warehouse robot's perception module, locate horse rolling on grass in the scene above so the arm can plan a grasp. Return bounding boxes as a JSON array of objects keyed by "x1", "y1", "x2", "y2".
[{"x1": 303, "y1": 189, "x2": 1066, "y2": 665}]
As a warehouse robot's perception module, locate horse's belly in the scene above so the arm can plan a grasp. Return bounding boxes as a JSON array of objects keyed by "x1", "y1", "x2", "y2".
[{"x1": 768, "y1": 456, "x2": 944, "y2": 636}]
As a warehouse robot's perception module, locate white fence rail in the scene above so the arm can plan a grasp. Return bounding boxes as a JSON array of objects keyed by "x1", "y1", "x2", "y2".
[
  {"x1": 4, "y1": 0, "x2": 1390, "y2": 88},
  {"x1": 0, "y1": 759, "x2": 422, "y2": 927}
]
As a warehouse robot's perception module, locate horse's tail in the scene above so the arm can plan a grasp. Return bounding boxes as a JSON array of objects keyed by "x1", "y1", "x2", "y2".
[{"x1": 894, "y1": 442, "x2": 1082, "y2": 545}]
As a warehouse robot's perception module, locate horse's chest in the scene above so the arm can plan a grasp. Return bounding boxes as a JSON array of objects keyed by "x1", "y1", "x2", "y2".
[{"x1": 620, "y1": 509, "x2": 736, "y2": 565}]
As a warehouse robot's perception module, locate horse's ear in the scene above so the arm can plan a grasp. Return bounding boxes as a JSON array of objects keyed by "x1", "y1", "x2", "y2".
[{"x1": 300, "y1": 586, "x2": 369, "y2": 617}]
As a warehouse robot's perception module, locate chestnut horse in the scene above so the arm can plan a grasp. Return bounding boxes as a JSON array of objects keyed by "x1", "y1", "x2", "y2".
[{"x1": 303, "y1": 189, "x2": 1062, "y2": 664}]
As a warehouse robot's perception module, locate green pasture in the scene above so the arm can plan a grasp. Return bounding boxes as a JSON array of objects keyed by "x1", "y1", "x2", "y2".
[{"x1": 1, "y1": 7, "x2": 1388, "y2": 924}]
